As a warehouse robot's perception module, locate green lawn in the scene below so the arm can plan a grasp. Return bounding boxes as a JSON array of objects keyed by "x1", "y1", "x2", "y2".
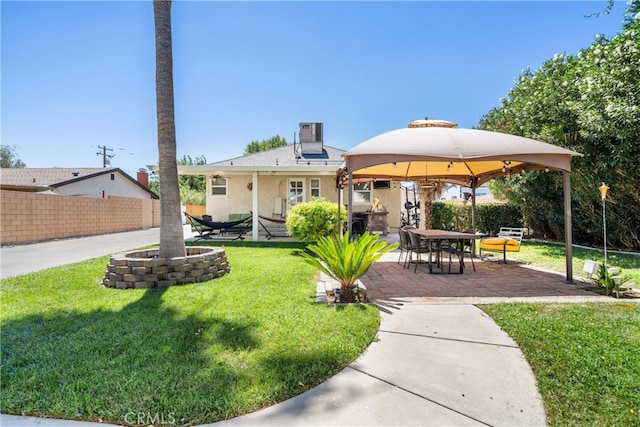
[
  {"x1": 0, "y1": 245, "x2": 379, "y2": 425},
  {"x1": 505, "y1": 240, "x2": 640, "y2": 288},
  {"x1": 481, "y1": 303, "x2": 640, "y2": 426},
  {"x1": 2, "y1": 239, "x2": 639, "y2": 426},
  {"x1": 481, "y1": 241, "x2": 640, "y2": 425}
]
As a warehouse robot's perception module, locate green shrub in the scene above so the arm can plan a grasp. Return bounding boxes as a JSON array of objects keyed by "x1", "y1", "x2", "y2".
[
  {"x1": 432, "y1": 202, "x2": 472, "y2": 230},
  {"x1": 302, "y1": 231, "x2": 398, "y2": 303},
  {"x1": 476, "y1": 204, "x2": 523, "y2": 236},
  {"x1": 431, "y1": 202, "x2": 521, "y2": 235},
  {"x1": 285, "y1": 198, "x2": 346, "y2": 243}
]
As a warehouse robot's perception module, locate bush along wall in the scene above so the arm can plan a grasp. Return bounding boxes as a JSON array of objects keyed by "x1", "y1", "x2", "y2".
[
  {"x1": 476, "y1": 204, "x2": 524, "y2": 236},
  {"x1": 431, "y1": 202, "x2": 523, "y2": 236}
]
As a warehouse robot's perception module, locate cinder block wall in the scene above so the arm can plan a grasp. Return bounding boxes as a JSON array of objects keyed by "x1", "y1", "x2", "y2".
[{"x1": 0, "y1": 190, "x2": 161, "y2": 245}]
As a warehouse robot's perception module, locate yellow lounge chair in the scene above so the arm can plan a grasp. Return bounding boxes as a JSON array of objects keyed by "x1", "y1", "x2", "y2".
[{"x1": 479, "y1": 227, "x2": 525, "y2": 263}]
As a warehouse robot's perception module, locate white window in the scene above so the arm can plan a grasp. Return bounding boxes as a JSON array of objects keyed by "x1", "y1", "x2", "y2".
[
  {"x1": 353, "y1": 182, "x2": 371, "y2": 204},
  {"x1": 211, "y1": 177, "x2": 227, "y2": 197},
  {"x1": 310, "y1": 178, "x2": 320, "y2": 198},
  {"x1": 288, "y1": 179, "x2": 304, "y2": 211}
]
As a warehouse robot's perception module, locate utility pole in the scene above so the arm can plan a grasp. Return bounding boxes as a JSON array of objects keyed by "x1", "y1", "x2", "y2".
[{"x1": 96, "y1": 145, "x2": 114, "y2": 167}]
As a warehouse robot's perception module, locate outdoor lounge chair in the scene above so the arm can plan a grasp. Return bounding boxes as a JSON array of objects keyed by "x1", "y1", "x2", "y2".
[
  {"x1": 479, "y1": 227, "x2": 525, "y2": 263},
  {"x1": 185, "y1": 212, "x2": 252, "y2": 241}
]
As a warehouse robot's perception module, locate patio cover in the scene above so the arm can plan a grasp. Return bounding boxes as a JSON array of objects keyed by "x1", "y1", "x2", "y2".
[
  {"x1": 343, "y1": 127, "x2": 581, "y2": 186},
  {"x1": 338, "y1": 125, "x2": 582, "y2": 283}
]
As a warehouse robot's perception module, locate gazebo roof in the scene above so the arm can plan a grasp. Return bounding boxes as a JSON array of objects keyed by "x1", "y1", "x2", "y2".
[{"x1": 342, "y1": 126, "x2": 582, "y2": 186}]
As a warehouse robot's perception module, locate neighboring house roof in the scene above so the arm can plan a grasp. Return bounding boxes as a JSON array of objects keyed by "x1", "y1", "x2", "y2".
[
  {"x1": 0, "y1": 167, "x2": 158, "y2": 198},
  {"x1": 169, "y1": 144, "x2": 346, "y2": 176}
]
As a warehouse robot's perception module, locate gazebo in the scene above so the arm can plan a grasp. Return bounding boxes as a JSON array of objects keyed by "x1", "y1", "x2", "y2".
[{"x1": 338, "y1": 120, "x2": 582, "y2": 282}]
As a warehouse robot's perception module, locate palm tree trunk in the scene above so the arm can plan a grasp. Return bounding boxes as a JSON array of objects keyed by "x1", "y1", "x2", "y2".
[
  {"x1": 419, "y1": 183, "x2": 446, "y2": 230},
  {"x1": 419, "y1": 187, "x2": 432, "y2": 229},
  {"x1": 153, "y1": 0, "x2": 185, "y2": 258}
]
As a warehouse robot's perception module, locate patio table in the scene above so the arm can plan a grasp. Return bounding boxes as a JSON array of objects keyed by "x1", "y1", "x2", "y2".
[{"x1": 408, "y1": 229, "x2": 483, "y2": 274}]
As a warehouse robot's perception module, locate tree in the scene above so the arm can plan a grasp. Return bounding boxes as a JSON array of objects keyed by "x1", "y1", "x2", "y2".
[
  {"x1": 177, "y1": 155, "x2": 207, "y2": 191},
  {"x1": 153, "y1": 0, "x2": 185, "y2": 258},
  {"x1": 0, "y1": 145, "x2": 26, "y2": 168},
  {"x1": 148, "y1": 154, "x2": 207, "y2": 205},
  {"x1": 243, "y1": 135, "x2": 288, "y2": 155},
  {"x1": 177, "y1": 154, "x2": 206, "y2": 205},
  {"x1": 479, "y1": 2, "x2": 640, "y2": 249},
  {"x1": 418, "y1": 182, "x2": 447, "y2": 229}
]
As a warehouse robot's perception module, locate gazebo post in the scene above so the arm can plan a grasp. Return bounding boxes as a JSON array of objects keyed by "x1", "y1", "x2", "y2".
[
  {"x1": 564, "y1": 171, "x2": 574, "y2": 283},
  {"x1": 470, "y1": 177, "x2": 477, "y2": 255},
  {"x1": 347, "y1": 162, "x2": 353, "y2": 236},
  {"x1": 251, "y1": 171, "x2": 259, "y2": 241},
  {"x1": 337, "y1": 180, "x2": 342, "y2": 236}
]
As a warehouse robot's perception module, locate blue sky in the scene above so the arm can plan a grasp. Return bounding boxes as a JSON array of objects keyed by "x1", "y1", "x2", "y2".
[{"x1": 1, "y1": 1, "x2": 629, "y2": 177}]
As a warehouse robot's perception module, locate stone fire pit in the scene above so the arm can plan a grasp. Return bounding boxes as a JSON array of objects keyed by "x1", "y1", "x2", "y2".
[{"x1": 102, "y1": 246, "x2": 230, "y2": 289}]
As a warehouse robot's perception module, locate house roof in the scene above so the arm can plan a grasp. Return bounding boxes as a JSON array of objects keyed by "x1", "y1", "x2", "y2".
[
  {"x1": 211, "y1": 144, "x2": 346, "y2": 167},
  {"x1": 171, "y1": 144, "x2": 347, "y2": 176},
  {"x1": 0, "y1": 167, "x2": 157, "y2": 198}
]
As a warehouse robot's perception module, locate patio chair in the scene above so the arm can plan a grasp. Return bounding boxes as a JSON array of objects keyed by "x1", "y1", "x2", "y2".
[
  {"x1": 440, "y1": 229, "x2": 476, "y2": 272},
  {"x1": 460, "y1": 229, "x2": 477, "y2": 272},
  {"x1": 397, "y1": 228, "x2": 411, "y2": 268},
  {"x1": 407, "y1": 229, "x2": 440, "y2": 273}
]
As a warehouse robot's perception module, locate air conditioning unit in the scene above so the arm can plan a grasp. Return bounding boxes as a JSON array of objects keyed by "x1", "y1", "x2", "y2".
[{"x1": 299, "y1": 122, "x2": 323, "y2": 154}]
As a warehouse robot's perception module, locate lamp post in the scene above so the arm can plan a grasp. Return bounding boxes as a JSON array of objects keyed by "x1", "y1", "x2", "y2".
[{"x1": 599, "y1": 183, "x2": 609, "y2": 266}]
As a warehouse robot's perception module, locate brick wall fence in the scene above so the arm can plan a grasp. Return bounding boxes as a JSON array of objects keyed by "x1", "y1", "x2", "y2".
[{"x1": 0, "y1": 190, "x2": 161, "y2": 245}]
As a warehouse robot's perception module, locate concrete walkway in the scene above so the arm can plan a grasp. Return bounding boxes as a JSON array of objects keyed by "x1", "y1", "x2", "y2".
[
  {"x1": 209, "y1": 303, "x2": 546, "y2": 426},
  {"x1": 2, "y1": 227, "x2": 601, "y2": 426},
  {"x1": 0, "y1": 227, "x2": 172, "y2": 279}
]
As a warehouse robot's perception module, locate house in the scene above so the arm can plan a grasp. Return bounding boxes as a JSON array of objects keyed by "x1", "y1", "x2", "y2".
[
  {"x1": 169, "y1": 123, "x2": 402, "y2": 240},
  {"x1": 0, "y1": 167, "x2": 157, "y2": 199},
  {"x1": 440, "y1": 183, "x2": 492, "y2": 201}
]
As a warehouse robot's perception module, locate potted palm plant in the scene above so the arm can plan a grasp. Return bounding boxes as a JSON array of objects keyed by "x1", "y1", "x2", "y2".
[{"x1": 302, "y1": 232, "x2": 398, "y2": 303}]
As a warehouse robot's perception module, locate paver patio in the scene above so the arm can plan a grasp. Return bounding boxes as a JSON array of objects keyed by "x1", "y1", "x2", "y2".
[{"x1": 360, "y1": 254, "x2": 610, "y2": 304}]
